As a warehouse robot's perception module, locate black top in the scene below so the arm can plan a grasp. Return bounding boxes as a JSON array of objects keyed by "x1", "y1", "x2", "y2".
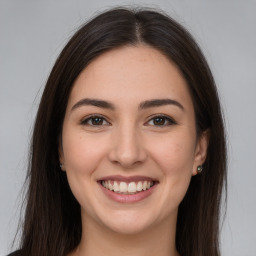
[{"x1": 7, "y1": 251, "x2": 21, "y2": 256}]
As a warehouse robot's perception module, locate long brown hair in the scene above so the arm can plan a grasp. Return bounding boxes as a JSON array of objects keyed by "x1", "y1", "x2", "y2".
[{"x1": 18, "y1": 7, "x2": 227, "y2": 256}]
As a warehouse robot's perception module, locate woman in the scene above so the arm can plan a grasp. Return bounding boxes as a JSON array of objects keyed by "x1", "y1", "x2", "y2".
[{"x1": 9, "y1": 7, "x2": 227, "y2": 256}]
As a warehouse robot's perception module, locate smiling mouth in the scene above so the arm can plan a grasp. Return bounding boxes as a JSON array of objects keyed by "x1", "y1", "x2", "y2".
[{"x1": 100, "y1": 180, "x2": 156, "y2": 194}]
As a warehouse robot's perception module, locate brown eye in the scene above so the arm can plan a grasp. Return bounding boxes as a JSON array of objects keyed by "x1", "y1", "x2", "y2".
[
  {"x1": 81, "y1": 116, "x2": 109, "y2": 126},
  {"x1": 91, "y1": 117, "x2": 104, "y2": 125},
  {"x1": 147, "y1": 115, "x2": 176, "y2": 127},
  {"x1": 153, "y1": 117, "x2": 166, "y2": 125}
]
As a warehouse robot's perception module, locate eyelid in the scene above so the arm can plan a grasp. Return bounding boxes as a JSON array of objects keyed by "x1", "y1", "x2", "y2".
[
  {"x1": 80, "y1": 114, "x2": 111, "y2": 126},
  {"x1": 145, "y1": 114, "x2": 177, "y2": 126}
]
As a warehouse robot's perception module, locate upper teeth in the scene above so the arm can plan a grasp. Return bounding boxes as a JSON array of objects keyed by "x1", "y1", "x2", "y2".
[{"x1": 102, "y1": 180, "x2": 153, "y2": 193}]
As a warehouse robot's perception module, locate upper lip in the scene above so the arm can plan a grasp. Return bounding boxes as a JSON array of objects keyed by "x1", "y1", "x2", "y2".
[{"x1": 98, "y1": 175, "x2": 157, "y2": 183}]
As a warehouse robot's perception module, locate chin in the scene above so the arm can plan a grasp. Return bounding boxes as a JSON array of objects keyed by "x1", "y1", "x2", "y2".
[
  {"x1": 104, "y1": 218, "x2": 153, "y2": 235},
  {"x1": 95, "y1": 208, "x2": 166, "y2": 236}
]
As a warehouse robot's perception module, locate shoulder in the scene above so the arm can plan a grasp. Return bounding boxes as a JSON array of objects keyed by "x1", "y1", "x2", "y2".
[{"x1": 6, "y1": 250, "x2": 22, "y2": 256}]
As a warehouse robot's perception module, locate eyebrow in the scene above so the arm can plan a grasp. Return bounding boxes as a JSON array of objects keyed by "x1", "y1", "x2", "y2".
[
  {"x1": 139, "y1": 99, "x2": 184, "y2": 111},
  {"x1": 71, "y1": 98, "x2": 184, "y2": 111},
  {"x1": 71, "y1": 98, "x2": 115, "y2": 111}
]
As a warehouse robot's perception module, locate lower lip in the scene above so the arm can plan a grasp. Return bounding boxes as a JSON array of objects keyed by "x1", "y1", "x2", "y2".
[{"x1": 99, "y1": 183, "x2": 157, "y2": 203}]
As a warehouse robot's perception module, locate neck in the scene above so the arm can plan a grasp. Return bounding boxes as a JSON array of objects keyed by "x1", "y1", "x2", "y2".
[{"x1": 71, "y1": 212, "x2": 180, "y2": 256}]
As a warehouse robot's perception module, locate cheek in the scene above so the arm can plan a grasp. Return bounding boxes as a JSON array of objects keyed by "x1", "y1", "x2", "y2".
[
  {"x1": 63, "y1": 131, "x2": 105, "y2": 175},
  {"x1": 150, "y1": 133, "x2": 196, "y2": 176},
  {"x1": 62, "y1": 131, "x2": 108, "y2": 211},
  {"x1": 144, "y1": 133, "x2": 196, "y2": 220}
]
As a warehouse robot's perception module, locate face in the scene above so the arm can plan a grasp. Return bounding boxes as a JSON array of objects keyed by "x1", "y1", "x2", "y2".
[{"x1": 59, "y1": 45, "x2": 208, "y2": 235}]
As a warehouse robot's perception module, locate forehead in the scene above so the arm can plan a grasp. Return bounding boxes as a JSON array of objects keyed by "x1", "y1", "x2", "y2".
[{"x1": 67, "y1": 45, "x2": 193, "y2": 110}]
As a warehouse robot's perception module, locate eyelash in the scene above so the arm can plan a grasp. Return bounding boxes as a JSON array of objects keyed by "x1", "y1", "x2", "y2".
[
  {"x1": 146, "y1": 115, "x2": 176, "y2": 126},
  {"x1": 80, "y1": 115, "x2": 110, "y2": 126},
  {"x1": 80, "y1": 114, "x2": 176, "y2": 127}
]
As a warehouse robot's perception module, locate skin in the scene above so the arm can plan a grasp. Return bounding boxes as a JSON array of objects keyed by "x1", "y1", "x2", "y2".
[{"x1": 59, "y1": 45, "x2": 209, "y2": 256}]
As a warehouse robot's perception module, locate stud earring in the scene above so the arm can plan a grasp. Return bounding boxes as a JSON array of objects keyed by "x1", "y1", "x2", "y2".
[
  {"x1": 60, "y1": 163, "x2": 64, "y2": 170},
  {"x1": 197, "y1": 165, "x2": 203, "y2": 174}
]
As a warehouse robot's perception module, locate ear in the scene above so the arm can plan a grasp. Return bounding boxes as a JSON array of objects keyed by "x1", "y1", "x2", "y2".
[
  {"x1": 192, "y1": 129, "x2": 210, "y2": 176},
  {"x1": 58, "y1": 135, "x2": 65, "y2": 171}
]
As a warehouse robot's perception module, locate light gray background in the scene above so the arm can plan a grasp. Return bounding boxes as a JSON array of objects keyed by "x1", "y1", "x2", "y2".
[{"x1": 0, "y1": 0, "x2": 255, "y2": 255}]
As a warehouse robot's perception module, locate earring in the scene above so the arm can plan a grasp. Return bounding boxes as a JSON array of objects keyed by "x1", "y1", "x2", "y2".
[
  {"x1": 197, "y1": 165, "x2": 203, "y2": 174},
  {"x1": 60, "y1": 163, "x2": 64, "y2": 170}
]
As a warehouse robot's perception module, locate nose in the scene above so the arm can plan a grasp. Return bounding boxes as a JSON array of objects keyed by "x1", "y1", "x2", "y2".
[{"x1": 108, "y1": 123, "x2": 148, "y2": 169}]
